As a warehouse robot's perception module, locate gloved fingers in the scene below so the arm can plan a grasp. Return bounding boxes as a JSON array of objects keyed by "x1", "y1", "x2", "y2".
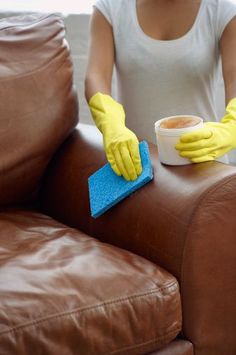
[
  {"x1": 128, "y1": 140, "x2": 142, "y2": 176},
  {"x1": 112, "y1": 145, "x2": 131, "y2": 181},
  {"x1": 179, "y1": 147, "x2": 211, "y2": 159},
  {"x1": 119, "y1": 142, "x2": 138, "y2": 181},
  {"x1": 179, "y1": 128, "x2": 212, "y2": 143},
  {"x1": 106, "y1": 150, "x2": 122, "y2": 177},
  {"x1": 191, "y1": 155, "x2": 215, "y2": 163},
  {"x1": 175, "y1": 138, "x2": 213, "y2": 152}
]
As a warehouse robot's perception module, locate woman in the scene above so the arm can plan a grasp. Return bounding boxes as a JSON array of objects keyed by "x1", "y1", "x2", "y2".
[{"x1": 85, "y1": 0, "x2": 236, "y2": 180}]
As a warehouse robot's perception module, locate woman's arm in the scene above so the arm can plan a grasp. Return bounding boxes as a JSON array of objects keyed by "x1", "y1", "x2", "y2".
[
  {"x1": 175, "y1": 16, "x2": 236, "y2": 163},
  {"x1": 84, "y1": 9, "x2": 115, "y2": 102},
  {"x1": 84, "y1": 8, "x2": 142, "y2": 181},
  {"x1": 220, "y1": 16, "x2": 236, "y2": 104}
]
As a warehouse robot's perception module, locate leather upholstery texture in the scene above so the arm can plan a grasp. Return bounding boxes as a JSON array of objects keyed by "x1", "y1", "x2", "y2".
[
  {"x1": 0, "y1": 13, "x2": 184, "y2": 355},
  {"x1": 0, "y1": 13, "x2": 78, "y2": 206},
  {"x1": 41, "y1": 124, "x2": 236, "y2": 355},
  {"x1": 2, "y1": 11, "x2": 236, "y2": 355},
  {"x1": 0, "y1": 209, "x2": 181, "y2": 354}
]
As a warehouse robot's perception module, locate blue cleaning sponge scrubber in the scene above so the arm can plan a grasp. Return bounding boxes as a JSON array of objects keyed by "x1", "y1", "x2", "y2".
[{"x1": 88, "y1": 141, "x2": 153, "y2": 218}]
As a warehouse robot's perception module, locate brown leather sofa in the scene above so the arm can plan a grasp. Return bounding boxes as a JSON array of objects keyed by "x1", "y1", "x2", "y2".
[{"x1": 0, "y1": 13, "x2": 235, "y2": 355}]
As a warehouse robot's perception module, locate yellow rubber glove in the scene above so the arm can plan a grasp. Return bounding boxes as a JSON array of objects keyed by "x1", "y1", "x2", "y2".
[
  {"x1": 175, "y1": 97, "x2": 236, "y2": 163},
  {"x1": 89, "y1": 92, "x2": 142, "y2": 180}
]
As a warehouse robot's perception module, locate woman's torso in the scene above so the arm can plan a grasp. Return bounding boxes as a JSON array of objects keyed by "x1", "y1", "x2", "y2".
[{"x1": 94, "y1": 0, "x2": 236, "y2": 162}]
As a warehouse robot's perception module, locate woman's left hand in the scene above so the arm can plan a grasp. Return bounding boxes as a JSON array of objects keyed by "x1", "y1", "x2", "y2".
[
  {"x1": 175, "y1": 97, "x2": 236, "y2": 163},
  {"x1": 175, "y1": 121, "x2": 236, "y2": 163}
]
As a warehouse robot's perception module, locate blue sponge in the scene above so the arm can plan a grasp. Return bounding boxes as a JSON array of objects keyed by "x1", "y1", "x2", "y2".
[{"x1": 88, "y1": 141, "x2": 153, "y2": 218}]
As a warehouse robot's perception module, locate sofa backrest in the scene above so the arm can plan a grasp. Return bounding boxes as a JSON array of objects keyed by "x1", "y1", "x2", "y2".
[{"x1": 0, "y1": 13, "x2": 78, "y2": 206}]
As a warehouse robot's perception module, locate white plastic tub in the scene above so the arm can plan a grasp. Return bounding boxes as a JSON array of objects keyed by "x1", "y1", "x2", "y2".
[{"x1": 154, "y1": 115, "x2": 204, "y2": 166}]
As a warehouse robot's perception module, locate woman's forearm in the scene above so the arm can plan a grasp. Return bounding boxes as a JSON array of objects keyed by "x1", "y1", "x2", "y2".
[
  {"x1": 84, "y1": 74, "x2": 112, "y2": 103},
  {"x1": 224, "y1": 78, "x2": 236, "y2": 105},
  {"x1": 85, "y1": 8, "x2": 115, "y2": 103},
  {"x1": 220, "y1": 16, "x2": 236, "y2": 105}
]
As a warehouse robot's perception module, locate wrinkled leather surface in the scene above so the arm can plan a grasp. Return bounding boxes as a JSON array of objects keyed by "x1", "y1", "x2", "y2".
[
  {"x1": 0, "y1": 13, "x2": 183, "y2": 355},
  {"x1": 0, "y1": 209, "x2": 181, "y2": 355},
  {"x1": 0, "y1": 13, "x2": 78, "y2": 206},
  {"x1": 149, "y1": 340, "x2": 193, "y2": 355},
  {"x1": 41, "y1": 123, "x2": 236, "y2": 355}
]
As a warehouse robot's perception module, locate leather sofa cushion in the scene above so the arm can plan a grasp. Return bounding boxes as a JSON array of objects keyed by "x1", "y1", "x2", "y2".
[
  {"x1": 0, "y1": 14, "x2": 78, "y2": 206},
  {"x1": 0, "y1": 210, "x2": 181, "y2": 354}
]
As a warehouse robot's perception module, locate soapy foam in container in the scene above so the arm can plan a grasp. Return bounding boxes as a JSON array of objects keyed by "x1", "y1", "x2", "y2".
[{"x1": 159, "y1": 116, "x2": 201, "y2": 130}]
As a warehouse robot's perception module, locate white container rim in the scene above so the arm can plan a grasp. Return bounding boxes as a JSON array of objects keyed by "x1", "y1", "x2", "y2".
[{"x1": 155, "y1": 115, "x2": 204, "y2": 136}]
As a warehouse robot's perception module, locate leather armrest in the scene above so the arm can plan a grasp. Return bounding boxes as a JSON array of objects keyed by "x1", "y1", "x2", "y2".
[{"x1": 40, "y1": 123, "x2": 236, "y2": 354}]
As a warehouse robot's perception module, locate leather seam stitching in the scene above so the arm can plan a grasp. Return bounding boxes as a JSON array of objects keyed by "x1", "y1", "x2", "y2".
[
  {"x1": 181, "y1": 172, "x2": 236, "y2": 282},
  {"x1": 0, "y1": 14, "x2": 62, "y2": 33},
  {"x1": 0, "y1": 281, "x2": 178, "y2": 336},
  {"x1": 180, "y1": 172, "x2": 236, "y2": 340},
  {"x1": 109, "y1": 327, "x2": 181, "y2": 354}
]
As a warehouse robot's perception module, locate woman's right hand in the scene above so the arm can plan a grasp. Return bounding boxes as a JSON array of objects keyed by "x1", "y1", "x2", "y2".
[
  {"x1": 89, "y1": 93, "x2": 142, "y2": 181},
  {"x1": 103, "y1": 122, "x2": 143, "y2": 181}
]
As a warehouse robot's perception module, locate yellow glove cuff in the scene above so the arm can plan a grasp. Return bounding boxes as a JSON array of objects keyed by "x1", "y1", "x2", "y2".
[
  {"x1": 221, "y1": 97, "x2": 236, "y2": 124},
  {"x1": 89, "y1": 92, "x2": 125, "y2": 132}
]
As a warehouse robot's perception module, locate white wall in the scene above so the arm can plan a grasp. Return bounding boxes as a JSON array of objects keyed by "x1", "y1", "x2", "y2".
[
  {"x1": 0, "y1": 1, "x2": 94, "y2": 14},
  {"x1": 64, "y1": 14, "x2": 94, "y2": 125}
]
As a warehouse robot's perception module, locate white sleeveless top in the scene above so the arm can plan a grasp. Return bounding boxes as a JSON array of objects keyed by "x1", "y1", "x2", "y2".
[{"x1": 94, "y1": 0, "x2": 236, "y2": 162}]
